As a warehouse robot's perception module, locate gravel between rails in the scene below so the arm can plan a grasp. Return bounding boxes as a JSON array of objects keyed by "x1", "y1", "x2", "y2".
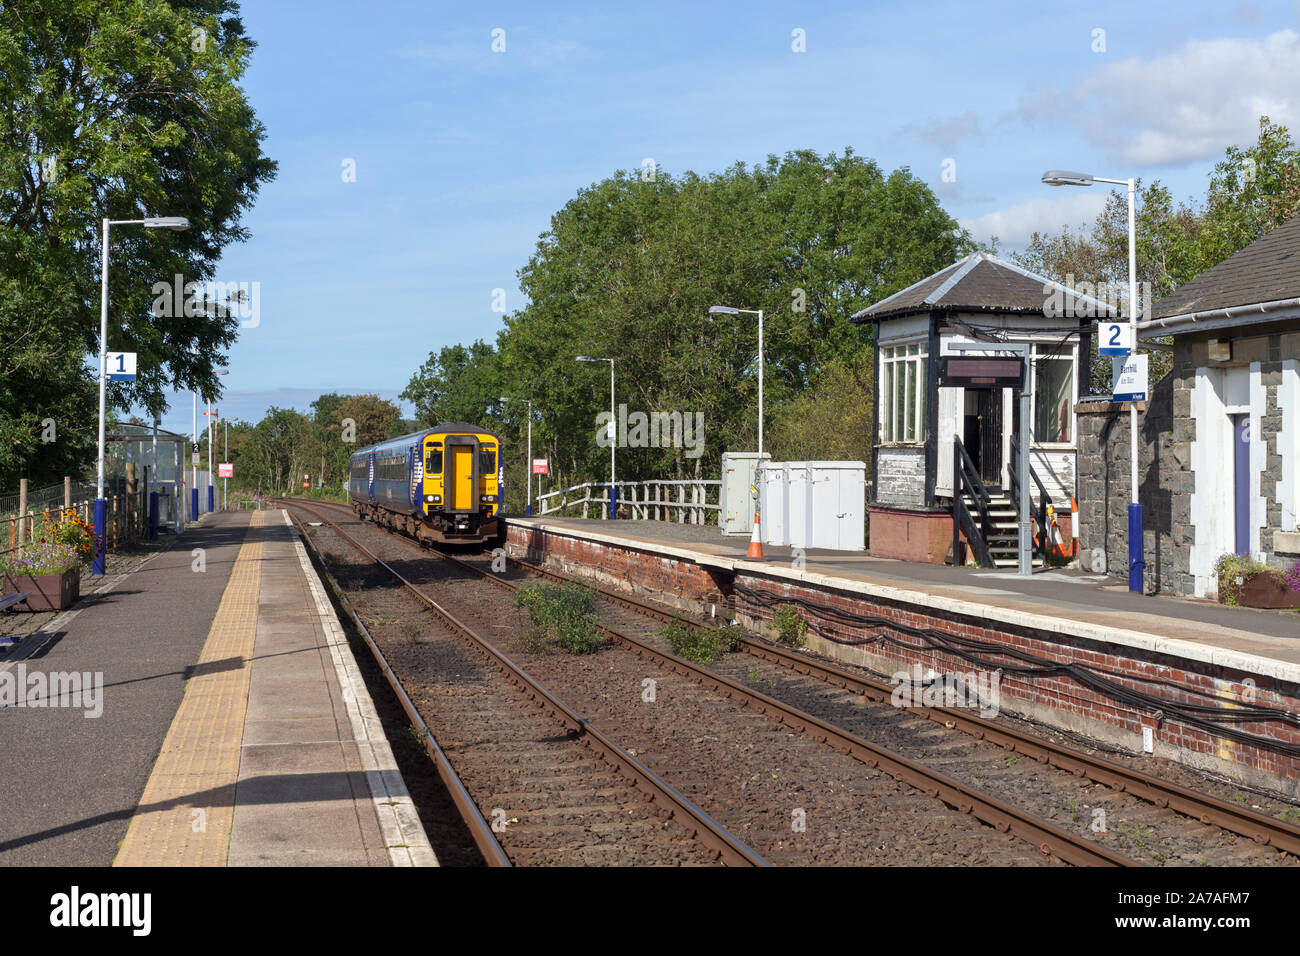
[{"x1": 314, "y1": 505, "x2": 1067, "y2": 866}]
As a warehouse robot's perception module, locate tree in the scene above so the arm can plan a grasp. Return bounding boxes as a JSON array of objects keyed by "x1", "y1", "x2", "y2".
[
  {"x1": 413, "y1": 149, "x2": 972, "y2": 496},
  {"x1": 0, "y1": 1, "x2": 276, "y2": 490}
]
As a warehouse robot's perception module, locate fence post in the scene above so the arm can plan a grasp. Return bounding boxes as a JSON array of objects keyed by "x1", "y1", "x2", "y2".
[
  {"x1": 678, "y1": 485, "x2": 685, "y2": 523},
  {"x1": 17, "y1": 478, "x2": 27, "y2": 545}
]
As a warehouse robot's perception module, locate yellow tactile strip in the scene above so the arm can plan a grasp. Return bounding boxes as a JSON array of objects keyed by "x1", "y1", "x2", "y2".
[{"x1": 114, "y1": 511, "x2": 266, "y2": 867}]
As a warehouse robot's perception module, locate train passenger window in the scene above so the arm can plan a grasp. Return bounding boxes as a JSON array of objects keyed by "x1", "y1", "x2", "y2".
[
  {"x1": 426, "y1": 445, "x2": 443, "y2": 474},
  {"x1": 479, "y1": 445, "x2": 496, "y2": 474}
]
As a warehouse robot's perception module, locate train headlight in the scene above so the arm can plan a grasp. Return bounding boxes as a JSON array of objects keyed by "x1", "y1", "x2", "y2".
[
  {"x1": 427, "y1": 494, "x2": 441, "y2": 503},
  {"x1": 480, "y1": 495, "x2": 497, "y2": 503}
]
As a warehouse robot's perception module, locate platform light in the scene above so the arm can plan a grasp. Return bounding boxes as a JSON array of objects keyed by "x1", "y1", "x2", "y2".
[
  {"x1": 1041, "y1": 170, "x2": 1095, "y2": 187},
  {"x1": 1041, "y1": 165, "x2": 1143, "y2": 592},
  {"x1": 143, "y1": 216, "x2": 191, "y2": 230}
]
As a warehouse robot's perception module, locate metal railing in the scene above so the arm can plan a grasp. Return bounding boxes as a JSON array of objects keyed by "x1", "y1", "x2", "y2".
[
  {"x1": 952, "y1": 438, "x2": 996, "y2": 568},
  {"x1": 534, "y1": 480, "x2": 720, "y2": 524}
]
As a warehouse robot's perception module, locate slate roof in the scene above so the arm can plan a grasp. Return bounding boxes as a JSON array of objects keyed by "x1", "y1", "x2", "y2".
[
  {"x1": 1147, "y1": 212, "x2": 1300, "y2": 323},
  {"x1": 850, "y1": 252, "x2": 1116, "y2": 322}
]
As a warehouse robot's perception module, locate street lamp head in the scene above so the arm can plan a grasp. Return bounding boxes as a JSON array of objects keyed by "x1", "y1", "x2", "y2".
[
  {"x1": 708, "y1": 305, "x2": 741, "y2": 315},
  {"x1": 1041, "y1": 170, "x2": 1094, "y2": 187},
  {"x1": 143, "y1": 216, "x2": 190, "y2": 230}
]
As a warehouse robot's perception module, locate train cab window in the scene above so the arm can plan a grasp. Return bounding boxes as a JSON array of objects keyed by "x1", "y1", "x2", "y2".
[
  {"x1": 426, "y1": 444, "x2": 443, "y2": 475},
  {"x1": 479, "y1": 445, "x2": 496, "y2": 475}
]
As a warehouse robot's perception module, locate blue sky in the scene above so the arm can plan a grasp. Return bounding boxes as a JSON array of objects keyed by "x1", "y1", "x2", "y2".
[{"x1": 146, "y1": 0, "x2": 1300, "y2": 437}]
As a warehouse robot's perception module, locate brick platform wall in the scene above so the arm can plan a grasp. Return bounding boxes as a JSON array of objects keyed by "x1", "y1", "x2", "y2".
[{"x1": 505, "y1": 520, "x2": 1300, "y2": 797}]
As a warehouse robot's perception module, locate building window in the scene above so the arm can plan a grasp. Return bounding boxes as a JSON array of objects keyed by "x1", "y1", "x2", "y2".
[
  {"x1": 881, "y1": 342, "x2": 928, "y2": 443},
  {"x1": 1032, "y1": 345, "x2": 1075, "y2": 444}
]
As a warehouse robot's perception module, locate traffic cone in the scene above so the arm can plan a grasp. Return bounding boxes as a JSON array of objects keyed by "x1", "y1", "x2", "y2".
[{"x1": 746, "y1": 510, "x2": 764, "y2": 559}]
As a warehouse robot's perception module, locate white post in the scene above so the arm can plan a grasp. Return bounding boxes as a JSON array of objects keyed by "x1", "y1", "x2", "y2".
[{"x1": 97, "y1": 219, "x2": 109, "y2": 500}]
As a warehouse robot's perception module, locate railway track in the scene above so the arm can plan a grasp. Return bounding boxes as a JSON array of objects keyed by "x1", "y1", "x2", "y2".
[
  {"x1": 282, "y1": 502, "x2": 766, "y2": 867},
  {"x1": 286, "y1": 498, "x2": 1141, "y2": 866}
]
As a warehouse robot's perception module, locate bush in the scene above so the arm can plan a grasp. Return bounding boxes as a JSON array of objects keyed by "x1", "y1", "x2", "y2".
[
  {"x1": 661, "y1": 621, "x2": 739, "y2": 665},
  {"x1": 1213, "y1": 553, "x2": 1286, "y2": 605},
  {"x1": 511, "y1": 581, "x2": 602, "y2": 654},
  {"x1": 772, "y1": 603, "x2": 808, "y2": 648},
  {"x1": 35, "y1": 510, "x2": 96, "y2": 564}
]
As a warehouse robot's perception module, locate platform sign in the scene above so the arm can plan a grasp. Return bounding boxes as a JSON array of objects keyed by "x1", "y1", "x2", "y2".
[
  {"x1": 1098, "y1": 321, "x2": 1133, "y2": 357},
  {"x1": 218, "y1": 463, "x2": 233, "y2": 478},
  {"x1": 532, "y1": 458, "x2": 549, "y2": 475},
  {"x1": 106, "y1": 351, "x2": 137, "y2": 381},
  {"x1": 192, "y1": 451, "x2": 200, "y2": 466},
  {"x1": 1111, "y1": 353, "x2": 1148, "y2": 401}
]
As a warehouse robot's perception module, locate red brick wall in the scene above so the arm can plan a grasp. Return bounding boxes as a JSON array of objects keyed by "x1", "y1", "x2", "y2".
[{"x1": 869, "y1": 508, "x2": 952, "y2": 563}]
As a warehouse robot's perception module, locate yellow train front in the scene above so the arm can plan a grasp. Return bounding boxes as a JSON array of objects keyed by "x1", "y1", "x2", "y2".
[{"x1": 348, "y1": 423, "x2": 502, "y2": 545}]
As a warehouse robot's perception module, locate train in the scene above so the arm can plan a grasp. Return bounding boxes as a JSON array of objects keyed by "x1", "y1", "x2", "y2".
[{"x1": 348, "y1": 423, "x2": 504, "y2": 544}]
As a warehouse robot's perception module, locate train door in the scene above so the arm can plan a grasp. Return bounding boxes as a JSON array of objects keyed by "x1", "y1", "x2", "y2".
[{"x1": 449, "y1": 444, "x2": 475, "y2": 511}]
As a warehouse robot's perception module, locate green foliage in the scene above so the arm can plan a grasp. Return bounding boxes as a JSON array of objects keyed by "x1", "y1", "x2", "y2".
[
  {"x1": 0, "y1": 2, "x2": 276, "y2": 490},
  {"x1": 660, "y1": 620, "x2": 739, "y2": 665},
  {"x1": 772, "y1": 603, "x2": 808, "y2": 648},
  {"x1": 1213, "y1": 552, "x2": 1284, "y2": 605},
  {"x1": 511, "y1": 581, "x2": 602, "y2": 654},
  {"x1": 767, "y1": 348, "x2": 874, "y2": 466},
  {"x1": 406, "y1": 149, "x2": 971, "y2": 504}
]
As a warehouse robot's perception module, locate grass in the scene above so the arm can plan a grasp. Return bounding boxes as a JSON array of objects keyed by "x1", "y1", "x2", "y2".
[
  {"x1": 773, "y1": 603, "x2": 808, "y2": 649},
  {"x1": 512, "y1": 581, "x2": 602, "y2": 654},
  {"x1": 661, "y1": 621, "x2": 740, "y2": 665}
]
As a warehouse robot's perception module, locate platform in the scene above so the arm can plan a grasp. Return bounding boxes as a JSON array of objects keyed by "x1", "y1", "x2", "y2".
[
  {"x1": 0, "y1": 509, "x2": 433, "y2": 867},
  {"x1": 511, "y1": 517, "x2": 1300, "y2": 671}
]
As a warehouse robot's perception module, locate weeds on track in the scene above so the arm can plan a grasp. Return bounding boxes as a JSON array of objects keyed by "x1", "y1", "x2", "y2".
[
  {"x1": 512, "y1": 581, "x2": 602, "y2": 654},
  {"x1": 773, "y1": 603, "x2": 808, "y2": 649},
  {"x1": 661, "y1": 621, "x2": 742, "y2": 665}
]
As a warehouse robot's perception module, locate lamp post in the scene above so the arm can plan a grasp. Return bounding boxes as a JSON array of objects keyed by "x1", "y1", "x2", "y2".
[
  {"x1": 1042, "y1": 169, "x2": 1142, "y2": 592},
  {"x1": 576, "y1": 356, "x2": 615, "y2": 519},
  {"x1": 95, "y1": 215, "x2": 189, "y2": 574},
  {"x1": 709, "y1": 305, "x2": 766, "y2": 554},
  {"x1": 500, "y1": 396, "x2": 534, "y2": 514},
  {"x1": 708, "y1": 305, "x2": 764, "y2": 458}
]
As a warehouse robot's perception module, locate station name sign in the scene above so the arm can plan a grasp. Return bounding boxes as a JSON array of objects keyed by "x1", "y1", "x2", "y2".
[{"x1": 937, "y1": 356, "x2": 1025, "y2": 389}]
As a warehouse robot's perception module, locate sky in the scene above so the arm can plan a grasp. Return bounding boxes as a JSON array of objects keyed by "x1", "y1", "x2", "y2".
[{"x1": 144, "y1": 0, "x2": 1300, "y2": 438}]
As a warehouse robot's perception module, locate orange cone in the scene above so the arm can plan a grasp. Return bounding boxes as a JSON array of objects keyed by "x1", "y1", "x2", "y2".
[{"x1": 746, "y1": 510, "x2": 764, "y2": 559}]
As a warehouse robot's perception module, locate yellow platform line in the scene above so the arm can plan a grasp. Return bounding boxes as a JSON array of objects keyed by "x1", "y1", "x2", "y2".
[{"x1": 114, "y1": 511, "x2": 267, "y2": 867}]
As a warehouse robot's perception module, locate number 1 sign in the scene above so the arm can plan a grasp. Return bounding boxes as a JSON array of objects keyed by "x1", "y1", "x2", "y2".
[
  {"x1": 106, "y1": 351, "x2": 137, "y2": 381},
  {"x1": 1098, "y1": 322, "x2": 1133, "y2": 357}
]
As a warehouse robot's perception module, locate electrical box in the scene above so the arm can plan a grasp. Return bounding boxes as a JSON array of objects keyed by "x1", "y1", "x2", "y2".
[
  {"x1": 761, "y1": 461, "x2": 866, "y2": 551},
  {"x1": 720, "y1": 452, "x2": 770, "y2": 535}
]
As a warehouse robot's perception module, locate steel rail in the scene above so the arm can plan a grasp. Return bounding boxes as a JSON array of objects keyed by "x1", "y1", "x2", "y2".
[
  {"x1": 492, "y1": 534, "x2": 1300, "y2": 859},
  {"x1": 287, "y1": 508, "x2": 510, "y2": 866},
  {"x1": 296, "y1": 499, "x2": 1131, "y2": 867},
  {"x1": 280, "y1": 500, "x2": 767, "y2": 867}
]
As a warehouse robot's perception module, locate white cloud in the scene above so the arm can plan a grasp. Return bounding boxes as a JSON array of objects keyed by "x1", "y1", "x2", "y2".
[
  {"x1": 895, "y1": 111, "x2": 983, "y2": 150},
  {"x1": 959, "y1": 191, "x2": 1110, "y2": 249},
  {"x1": 1016, "y1": 29, "x2": 1300, "y2": 166}
]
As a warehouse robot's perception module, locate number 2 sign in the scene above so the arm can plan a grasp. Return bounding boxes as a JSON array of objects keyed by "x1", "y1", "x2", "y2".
[{"x1": 1098, "y1": 322, "x2": 1132, "y2": 357}]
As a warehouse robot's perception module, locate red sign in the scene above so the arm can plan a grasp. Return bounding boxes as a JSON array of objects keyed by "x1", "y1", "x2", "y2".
[
  {"x1": 218, "y1": 463, "x2": 233, "y2": 478},
  {"x1": 532, "y1": 458, "x2": 548, "y2": 475},
  {"x1": 302, "y1": 481, "x2": 309, "y2": 488}
]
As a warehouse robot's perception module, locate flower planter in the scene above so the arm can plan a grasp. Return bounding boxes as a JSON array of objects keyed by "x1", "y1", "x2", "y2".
[
  {"x1": 2, "y1": 568, "x2": 80, "y2": 612},
  {"x1": 1232, "y1": 573, "x2": 1297, "y2": 610}
]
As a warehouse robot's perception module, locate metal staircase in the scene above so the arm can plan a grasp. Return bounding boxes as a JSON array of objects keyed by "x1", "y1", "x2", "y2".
[{"x1": 952, "y1": 437, "x2": 1048, "y2": 569}]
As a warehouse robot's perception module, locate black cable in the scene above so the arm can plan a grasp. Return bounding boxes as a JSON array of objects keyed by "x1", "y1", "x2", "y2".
[{"x1": 735, "y1": 582, "x2": 1300, "y2": 758}]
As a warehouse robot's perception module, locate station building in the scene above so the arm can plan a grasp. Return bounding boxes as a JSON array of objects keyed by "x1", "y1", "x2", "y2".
[
  {"x1": 1076, "y1": 212, "x2": 1300, "y2": 597},
  {"x1": 851, "y1": 252, "x2": 1113, "y2": 566}
]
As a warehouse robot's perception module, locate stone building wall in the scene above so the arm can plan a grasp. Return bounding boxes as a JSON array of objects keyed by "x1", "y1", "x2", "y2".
[{"x1": 1076, "y1": 327, "x2": 1299, "y2": 596}]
